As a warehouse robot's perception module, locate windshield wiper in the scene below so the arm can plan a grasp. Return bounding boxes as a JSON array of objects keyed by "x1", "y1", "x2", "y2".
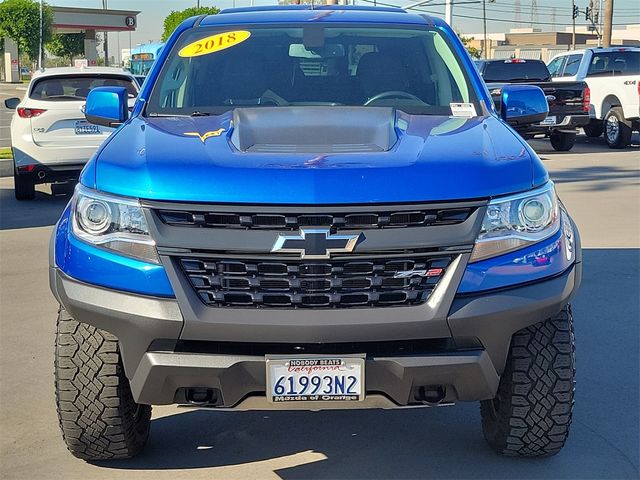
[
  {"x1": 190, "y1": 111, "x2": 211, "y2": 116},
  {"x1": 147, "y1": 112, "x2": 188, "y2": 117}
]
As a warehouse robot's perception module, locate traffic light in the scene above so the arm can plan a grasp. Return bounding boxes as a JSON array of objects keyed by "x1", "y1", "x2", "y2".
[
  {"x1": 585, "y1": 6, "x2": 591, "y2": 20},
  {"x1": 573, "y1": 5, "x2": 579, "y2": 19}
]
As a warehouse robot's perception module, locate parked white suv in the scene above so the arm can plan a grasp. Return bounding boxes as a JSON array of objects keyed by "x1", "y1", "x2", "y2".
[
  {"x1": 547, "y1": 47, "x2": 639, "y2": 148},
  {"x1": 4, "y1": 67, "x2": 139, "y2": 200}
]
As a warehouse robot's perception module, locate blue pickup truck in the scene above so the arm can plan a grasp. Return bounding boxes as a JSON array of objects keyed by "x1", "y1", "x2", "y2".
[{"x1": 49, "y1": 6, "x2": 581, "y2": 460}]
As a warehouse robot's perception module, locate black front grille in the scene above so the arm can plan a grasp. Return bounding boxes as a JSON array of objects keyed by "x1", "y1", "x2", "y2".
[
  {"x1": 180, "y1": 255, "x2": 453, "y2": 309},
  {"x1": 158, "y1": 207, "x2": 473, "y2": 230}
]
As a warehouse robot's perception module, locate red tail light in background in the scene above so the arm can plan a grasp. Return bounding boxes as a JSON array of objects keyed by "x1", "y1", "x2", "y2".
[
  {"x1": 17, "y1": 107, "x2": 46, "y2": 118},
  {"x1": 583, "y1": 86, "x2": 590, "y2": 113}
]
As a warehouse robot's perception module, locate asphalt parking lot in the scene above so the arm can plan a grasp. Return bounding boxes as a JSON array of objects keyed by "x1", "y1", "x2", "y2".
[{"x1": 0, "y1": 134, "x2": 638, "y2": 480}]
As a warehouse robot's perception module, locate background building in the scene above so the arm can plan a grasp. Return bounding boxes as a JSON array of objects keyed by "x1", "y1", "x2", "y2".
[{"x1": 466, "y1": 24, "x2": 640, "y2": 62}]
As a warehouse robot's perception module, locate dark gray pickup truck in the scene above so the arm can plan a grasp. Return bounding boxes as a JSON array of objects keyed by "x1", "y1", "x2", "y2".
[{"x1": 476, "y1": 58, "x2": 591, "y2": 151}]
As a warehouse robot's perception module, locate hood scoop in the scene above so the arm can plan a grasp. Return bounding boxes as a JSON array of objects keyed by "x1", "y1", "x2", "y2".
[{"x1": 230, "y1": 106, "x2": 398, "y2": 153}]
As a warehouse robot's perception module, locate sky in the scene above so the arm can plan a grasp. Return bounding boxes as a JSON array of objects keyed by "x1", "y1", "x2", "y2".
[{"x1": 50, "y1": 0, "x2": 640, "y2": 61}]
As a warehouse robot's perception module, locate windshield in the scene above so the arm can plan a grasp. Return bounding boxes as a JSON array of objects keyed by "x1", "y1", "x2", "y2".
[
  {"x1": 146, "y1": 25, "x2": 480, "y2": 116},
  {"x1": 481, "y1": 60, "x2": 550, "y2": 82},
  {"x1": 131, "y1": 60, "x2": 155, "y2": 76}
]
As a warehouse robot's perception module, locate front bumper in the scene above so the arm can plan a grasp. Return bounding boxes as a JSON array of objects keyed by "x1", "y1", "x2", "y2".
[{"x1": 50, "y1": 260, "x2": 581, "y2": 408}]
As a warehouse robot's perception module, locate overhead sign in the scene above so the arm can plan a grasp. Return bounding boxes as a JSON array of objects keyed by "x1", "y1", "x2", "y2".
[{"x1": 132, "y1": 53, "x2": 154, "y2": 61}]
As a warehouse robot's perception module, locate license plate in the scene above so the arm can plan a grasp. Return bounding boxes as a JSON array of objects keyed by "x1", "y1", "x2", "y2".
[
  {"x1": 74, "y1": 121, "x2": 101, "y2": 135},
  {"x1": 266, "y1": 355, "x2": 365, "y2": 403},
  {"x1": 540, "y1": 115, "x2": 556, "y2": 126}
]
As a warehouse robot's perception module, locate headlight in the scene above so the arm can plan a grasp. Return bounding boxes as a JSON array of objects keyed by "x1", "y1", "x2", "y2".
[
  {"x1": 470, "y1": 182, "x2": 560, "y2": 262},
  {"x1": 71, "y1": 184, "x2": 159, "y2": 264}
]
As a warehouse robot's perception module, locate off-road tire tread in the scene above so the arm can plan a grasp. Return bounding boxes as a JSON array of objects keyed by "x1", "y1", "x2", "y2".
[
  {"x1": 480, "y1": 306, "x2": 575, "y2": 457},
  {"x1": 54, "y1": 308, "x2": 151, "y2": 460}
]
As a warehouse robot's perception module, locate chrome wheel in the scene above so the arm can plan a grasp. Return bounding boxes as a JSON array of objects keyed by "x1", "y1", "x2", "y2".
[{"x1": 605, "y1": 114, "x2": 619, "y2": 143}]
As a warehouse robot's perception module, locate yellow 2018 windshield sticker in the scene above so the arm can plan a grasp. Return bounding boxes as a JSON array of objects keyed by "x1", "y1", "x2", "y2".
[
  {"x1": 178, "y1": 31, "x2": 251, "y2": 58},
  {"x1": 184, "y1": 129, "x2": 226, "y2": 142}
]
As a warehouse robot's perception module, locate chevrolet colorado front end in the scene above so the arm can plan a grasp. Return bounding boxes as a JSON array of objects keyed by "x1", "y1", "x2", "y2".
[{"x1": 49, "y1": 6, "x2": 581, "y2": 460}]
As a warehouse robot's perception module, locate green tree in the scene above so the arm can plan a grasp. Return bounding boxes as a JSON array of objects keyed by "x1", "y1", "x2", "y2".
[
  {"x1": 161, "y1": 6, "x2": 220, "y2": 42},
  {"x1": 47, "y1": 33, "x2": 85, "y2": 65},
  {"x1": 0, "y1": 0, "x2": 53, "y2": 63},
  {"x1": 459, "y1": 35, "x2": 481, "y2": 59}
]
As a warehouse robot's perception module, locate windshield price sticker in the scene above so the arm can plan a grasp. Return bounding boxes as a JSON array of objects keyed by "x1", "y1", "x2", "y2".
[
  {"x1": 450, "y1": 102, "x2": 477, "y2": 118},
  {"x1": 179, "y1": 30, "x2": 251, "y2": 58}
]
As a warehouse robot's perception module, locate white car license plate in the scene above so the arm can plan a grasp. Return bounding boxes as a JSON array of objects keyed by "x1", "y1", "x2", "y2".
[
  {"x1": 540, "y1": 115, "x2": 556, "y2": 126},
  {"x1": 75, "y1": 121, "x2": 101, "y2": 135},
  {"x1": 266, "y1": 355, "x2": 365, "y2": 403}
]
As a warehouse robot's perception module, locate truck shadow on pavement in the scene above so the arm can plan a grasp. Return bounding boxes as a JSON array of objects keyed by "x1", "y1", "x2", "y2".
[
  {"x1": 0, "y1": 184, "x2": 71, "y2": 230},
  {"x1": 97, "y1": 248, "x2": 640, "y2": 479},
  {"x1": 529, "y1": 132, "x2": 639, "y2": 155},
  {"x1": 549, "y1": 165, "x2": 640, "y2": 193}
]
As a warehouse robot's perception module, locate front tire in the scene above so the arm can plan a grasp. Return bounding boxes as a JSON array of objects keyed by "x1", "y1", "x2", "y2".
[
  {"x1": 14, "y1": 168, "x2": 35, "y2": 201},
  {"x1": 480, "y1": 306, "x2": 575, "y2": 457},
  {"x1": 549, "y1": 131, "x2": 576, "y2": 151},
  {"x1": 604, "y1": 107, "x2": 632, "y2": 149},
  {"x1": 54, "y1": 308, "x2": 151, "y2": 460}
]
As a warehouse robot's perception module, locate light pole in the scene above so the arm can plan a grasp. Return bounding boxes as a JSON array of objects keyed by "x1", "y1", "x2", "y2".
[
  {"x1": 572, "y1": 0, "x2": 576, "y2": 49},
  {"x1": 482, "y1": 0, "x2": 487, "y2": 59},
  {"x1": 102, "y1": 0, "x2": 108, "y2": 66},
  {"x1": 38, "y1": 0, "x2": 43, "y2": 70}
]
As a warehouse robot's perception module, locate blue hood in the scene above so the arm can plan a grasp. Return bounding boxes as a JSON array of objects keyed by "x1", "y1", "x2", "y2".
[{"x1": 88, "y1": 111, "x2": 547, "y2": 204}]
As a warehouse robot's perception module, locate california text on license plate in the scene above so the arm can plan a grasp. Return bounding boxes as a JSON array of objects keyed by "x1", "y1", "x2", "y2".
[
  {"x1": 540, "y1": 115, "x2": 556, "y2": 126},
  {"x1": 266, "y1": 355, "x2": 365, "y2": 403}
]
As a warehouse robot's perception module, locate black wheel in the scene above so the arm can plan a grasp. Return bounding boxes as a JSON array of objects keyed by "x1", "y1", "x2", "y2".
[
  {"x1": 481, "y1": 306, "x2": 575, "y2": 457},
  {"x1": 604, "y1": 107, "x2": 632, "y2": 149},
  {"x1": 55, "y1": 308, "x2": 151, "y2": 460},
  {"x1": 549, "y1": 131, "x2": 576, "y2": 151},
  {"x1": 582, "y1": 122, "x2": 603, "y2": 138},
  {"x1": 14, "y1": 168, "x2": 35, "y2": 200}
]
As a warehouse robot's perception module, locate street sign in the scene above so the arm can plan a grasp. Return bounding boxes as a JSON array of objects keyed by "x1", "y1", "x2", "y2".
[
  {"x1": 125, "y1": 16, "x2": 136, "y2": 28},
  {"x1": 11, "y1": 59, "x2": 18, "y2": 72}
]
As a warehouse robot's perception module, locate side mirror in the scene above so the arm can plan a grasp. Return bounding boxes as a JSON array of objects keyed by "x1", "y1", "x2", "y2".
[
  {"x1": 4, "y1": 97, "x2": 20, "y2": 109},
  {"x1": 85, "y1": 87, "x2": 129, "y2": 127},
  {"x1": 500, "y1": 85, "x2": 548, "y2": 126}
]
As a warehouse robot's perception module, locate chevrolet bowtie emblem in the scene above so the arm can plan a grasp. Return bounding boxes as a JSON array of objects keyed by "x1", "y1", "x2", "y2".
[
  {"x1": 271, "y1": 229, "x2": 363, "y2": 259},
  {"x1": 184, "y1": 128, "x2": 226, "y2": 142}
]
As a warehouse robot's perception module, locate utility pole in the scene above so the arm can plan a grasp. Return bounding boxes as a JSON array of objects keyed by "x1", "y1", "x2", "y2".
[
  {"x1": 482, "y1": 0, "x2": 487, "y2": 59},
  {"x1": 445, "y1": 0, "x2": 452, "y2": 26},
  {"x1": 602, "y1": 0, "x2": 613, "y2": 47}
]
